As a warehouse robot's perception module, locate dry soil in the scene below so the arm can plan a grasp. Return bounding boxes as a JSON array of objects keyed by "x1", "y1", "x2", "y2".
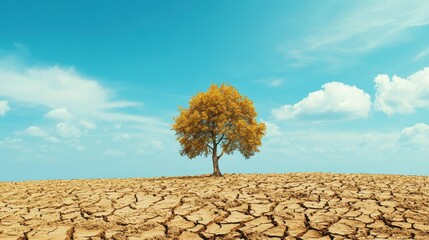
[{"x1": 1, "y1": 173, "x2": 429, "y2": 240}]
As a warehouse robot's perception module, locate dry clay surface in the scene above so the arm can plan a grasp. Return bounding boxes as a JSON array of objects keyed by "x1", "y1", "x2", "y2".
[{"x1": 1, "y1": 173, "x2": 429, "y2": 240}]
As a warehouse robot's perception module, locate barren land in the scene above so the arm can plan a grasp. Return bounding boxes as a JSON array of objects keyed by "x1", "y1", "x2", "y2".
[{"x1": 1, "y1": 173, "x2": 429, "y2": 239}]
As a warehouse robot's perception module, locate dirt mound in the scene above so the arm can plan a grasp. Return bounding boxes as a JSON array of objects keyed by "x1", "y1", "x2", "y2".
[{"x1": 1, "y1": 173, "x2": 429, "y2": 239}]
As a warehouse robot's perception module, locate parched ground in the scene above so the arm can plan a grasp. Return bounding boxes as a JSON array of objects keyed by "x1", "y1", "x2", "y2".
[{"x1": 1, "y1": 173, "x2": 429, "y2": 240}]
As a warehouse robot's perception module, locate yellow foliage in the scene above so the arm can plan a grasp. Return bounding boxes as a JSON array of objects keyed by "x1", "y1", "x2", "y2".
[{"x1": 172, "y1": 84, "x2": 266, "y2": 161}]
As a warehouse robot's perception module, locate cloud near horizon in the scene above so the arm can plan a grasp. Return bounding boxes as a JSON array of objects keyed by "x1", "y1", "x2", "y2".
[
  {"x1": 0, "y1": 59, "x2": 172, "y2": 162},
  {"x1": 399, "y1": 123, "x2": 429, "y2": 147},
  {"x1": 25, "y1": 126, "x2": 48, "y2": 138},
  {"x1": 272, "y1": 82, "x2": 371, "y2": 121},
  {"x1": 263, "y1": 121, "x2": 282, "y2": 138},
  {"x1": 0, "y1": 100, "x2": 9, "y2": 116},
  {"x1": 375, "y1": 67, "x2": 429, "y2": 115}
]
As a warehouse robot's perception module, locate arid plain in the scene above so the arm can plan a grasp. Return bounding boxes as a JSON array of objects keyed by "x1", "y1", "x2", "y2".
[{"x1": 1, "y1": 173, "x2": 429, "y2": 240}]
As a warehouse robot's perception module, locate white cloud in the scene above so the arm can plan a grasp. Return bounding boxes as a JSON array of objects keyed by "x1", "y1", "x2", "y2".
[
  {"x1": 0, "y1": 65, "x2": 128, "y2": 112},
  {"x1": 0, "y1": 64, "x2": 168, "y2": 127},
  {"x1": 56, "y1": 122, "x2": 81, "y2": 139},
  {"x1": 399, "y1": 123, "x2": 429, "y2": 146},
  {"x1": 26, "y1": 126, "x2": 48, "y2": 138},
  {"x1": 413, "y1": 47, "x2": 429, "y2": 62},
  {"x1": 374, "y1": 67, "x2": 429, "y2": 115},
  {"x1": 260, "y1": 128, "x2": 399, "y2": 163},
  {"x1": 286, "y1": 1, "x2": 429, "y2": 65},
  {"x1": 268, "y1": 79, "x2": 283, "y2": 87},
  {"x1": 152, "y1": 140, "x2": 163, "y2": 150},
  {"x1": 45, "y1": 107, "x2": 73, "y2": 120},
  {"x1": 24, "y1": 126, "x2": 62, "y2": 143},
  {"x1": 114, "y1": 133, "x2": 131, "y2": 141},
  {"x1": 0, "y1": 137, "x2": 24, "y2": 151},
  {"x1": 0, "y1": 137, "x2": 22, "y2": 144},
  {"x1": 272, "y1": 82, "x2": 371, "y2": 121},
  {"x1": 79, "y1": 120, "x2": 97, "y2": 129},
  {"x1": 264, "y1": 121, "x2": 282, "y2": 137},
  {"x1": 257, "y1": 78, "x2": 284, "y2": 87},
  {"x1": 0, "y1": 100, "x2": 9, "y2": 116}
]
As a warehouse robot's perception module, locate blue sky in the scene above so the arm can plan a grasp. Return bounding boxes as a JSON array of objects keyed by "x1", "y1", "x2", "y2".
[{"x1": 1, "y1": 1, "x2": 429, "y2": 181}]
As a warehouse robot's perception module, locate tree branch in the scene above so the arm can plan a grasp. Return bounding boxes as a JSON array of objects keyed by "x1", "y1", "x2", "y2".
[
  {"x1": 216, "y1": 134, "x2": 225, "y2": 145},
  {"x1": 206, "y1": 144, "x2": 213, "y2": 151},
  {"x1": 217, "y1": 138, "x2": 232, "y2": 160},
  {"x1": 218, "y1": 149, "x2": 224, "y2": 160}
]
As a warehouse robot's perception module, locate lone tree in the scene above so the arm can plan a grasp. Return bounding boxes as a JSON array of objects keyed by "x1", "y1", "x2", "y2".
[{"x1": 172, "y1": 84, "x2": 266, "y2": 176}]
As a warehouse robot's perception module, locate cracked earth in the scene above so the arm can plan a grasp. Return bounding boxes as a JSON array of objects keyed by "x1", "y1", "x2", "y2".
[{"x1": 1, "y1": 173, "x2": 429, "y2": 239}]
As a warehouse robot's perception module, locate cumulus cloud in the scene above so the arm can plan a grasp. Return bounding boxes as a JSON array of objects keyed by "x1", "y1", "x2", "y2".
[
  {"x1": 272, "y1": 82, "x2": 371, "y2": 121},
  {"x1": 0, "y1": 100, "x2": 10, "y2": 116},
  {"x1": 45, "y1": 107, "x2": 73, "y2": 120},
  {"x1": 24, "y1": 126, "x2": 63, "y2": 143},
  {"x1": 399, "y1": 123, "x2": 429, "y2": 146},
  {"x1": 26, "y1": 126, "x2": 48, "y2": 138},
  {"x1": 264, "y1": 121, "x2": 282, "y2": 137},
  {"x1": 22, "y1": 122, "x2": 86, "y2": 142},
  {"x1": 56, "y1": 122, "x2": 81, "y2": 139},
  {"x1": 374, "y1": 67, "x2": 429, "y2": 115}
]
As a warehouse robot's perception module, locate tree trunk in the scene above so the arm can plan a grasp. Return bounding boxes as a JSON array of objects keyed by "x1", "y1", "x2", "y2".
[
  {"x1": 212, "y1": 154, "x2": 222, "y2": 176},
  {"x1": 212, "y1": 142, "x2": 222, "y2": 176}
]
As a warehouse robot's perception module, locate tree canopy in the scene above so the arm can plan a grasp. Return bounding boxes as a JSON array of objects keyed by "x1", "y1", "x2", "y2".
[{"x1": 172, "y1": 84, "x2": 266, "y2": 176}]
